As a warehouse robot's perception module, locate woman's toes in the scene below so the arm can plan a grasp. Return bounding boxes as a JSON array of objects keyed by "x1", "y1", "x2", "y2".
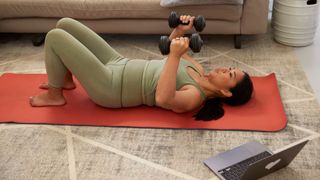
[{"x1": 29, "y1": 96, "x2": 34, "y2": 105}]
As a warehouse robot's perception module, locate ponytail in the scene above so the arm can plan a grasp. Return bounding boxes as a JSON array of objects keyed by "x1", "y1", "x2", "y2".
[{"x1": 193, "y1": 98, "x2": 224, "y2": 121}]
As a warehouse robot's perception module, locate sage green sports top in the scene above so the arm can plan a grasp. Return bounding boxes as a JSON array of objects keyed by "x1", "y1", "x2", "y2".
[{"x1": 120, "y1": 58, "x2": 207, "y2": 107}]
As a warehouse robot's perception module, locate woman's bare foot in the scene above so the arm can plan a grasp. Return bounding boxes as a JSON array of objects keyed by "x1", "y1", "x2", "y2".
[
  {"x1": 30, "y1": 87, "x2": 66, "y2": 107},
  {"x1": 39, "y1": 82, "x2": 76, "y2": 90}
]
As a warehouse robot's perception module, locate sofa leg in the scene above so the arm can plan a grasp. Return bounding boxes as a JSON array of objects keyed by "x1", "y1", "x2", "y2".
[
  {"x1": 234, "y1": 35, "x2": 242, "y2": 49},
  {"x1": 32, "y1": 33, "x2": 46, "y2": 46}
]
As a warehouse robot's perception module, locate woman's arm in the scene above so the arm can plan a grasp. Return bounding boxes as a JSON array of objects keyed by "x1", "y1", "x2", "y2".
[
  {"x1": 156, "y1": 53, "x2": 180, "y2": 106},
  {"x1": 169, "y1": 28, "x2": 185, "y2": 40},
  {"x1": 156, "y1": 37, "x2": 203, "y2": 113},
  {"x1": 168, "y1": 15, "x2": 205, "y2": 76}
]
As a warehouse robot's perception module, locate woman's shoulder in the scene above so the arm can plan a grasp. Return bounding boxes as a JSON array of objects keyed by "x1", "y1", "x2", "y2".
[{"x1": 179, "y1": 84, "x2": 207, "y2": 102}]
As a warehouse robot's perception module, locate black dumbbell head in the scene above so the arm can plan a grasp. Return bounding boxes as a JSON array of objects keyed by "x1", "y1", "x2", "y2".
[
  {"x1": 168, "y1": 11, "x2": 180, "y2": 28},
  {"x1": 194, "y1": 16, "x2": 206, "y2": 32},
  {"x1": 159, "y1": 36, "x2": 171, "y2": 55},
  {"x1": 189, "y1": 33, "x2": 203, "y2": 53}
]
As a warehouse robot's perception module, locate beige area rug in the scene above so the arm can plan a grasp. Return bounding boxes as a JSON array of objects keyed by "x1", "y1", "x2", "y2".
[{"x1": 0, "y1": 30, "x2": 319, "y2": 180}]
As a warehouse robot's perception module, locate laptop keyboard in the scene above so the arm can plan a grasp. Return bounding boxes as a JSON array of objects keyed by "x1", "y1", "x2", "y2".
[{"x1": 218, "y1": 151, "x2": 272, "y2": 180}]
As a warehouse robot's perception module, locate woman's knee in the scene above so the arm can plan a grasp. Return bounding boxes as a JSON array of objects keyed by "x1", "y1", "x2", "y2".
[
  {"x1": 45, "y1": 29, "x2": 70, "y2": 45},
  {"x1": 56, "y1": 17, "x2": 76, "y2": 29}
]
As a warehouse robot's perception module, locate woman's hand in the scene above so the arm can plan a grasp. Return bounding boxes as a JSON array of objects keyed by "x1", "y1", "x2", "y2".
[
  {"x1": 169, "y1": 15, "x2": 195, "y2": 41},
  {"x1": 169, "y1": 37, "x2": 189, "y2": 58},
  {"x1": 175, "y1": 15, "x2": 195, "y2": 33}
]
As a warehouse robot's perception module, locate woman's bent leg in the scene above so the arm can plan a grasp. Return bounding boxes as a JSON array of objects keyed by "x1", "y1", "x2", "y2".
[
  {"x1": 31, "y1": 28, "x2": 119, "y2": 107},
  {"x1": 38, "y1": 17, "x2": 125, "y2": 91},
  {"x1": 55, "y1": 17, "x2": 123, "y2": 64}
]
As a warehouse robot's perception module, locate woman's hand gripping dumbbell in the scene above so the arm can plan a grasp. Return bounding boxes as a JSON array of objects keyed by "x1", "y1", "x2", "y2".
[
  {"x1": 169, "y1": 11, "x2": 206, "y2": 32},
  {"x1": 159, "y1": 33, "x2": 204, "y2": 55}
]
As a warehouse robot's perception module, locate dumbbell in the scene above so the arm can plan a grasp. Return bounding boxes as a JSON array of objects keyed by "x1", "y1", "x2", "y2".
[
  {"x1": 168, "y1": 11, "x2": 206, "y2": 32},
  {"x1": 159, "y1": 33, "x2": 203, "y2": 55}
]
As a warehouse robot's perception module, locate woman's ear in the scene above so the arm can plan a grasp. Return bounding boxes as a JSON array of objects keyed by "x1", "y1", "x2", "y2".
[{"x1": 219, "y1": 89, "x2": 232, "y2": 97}]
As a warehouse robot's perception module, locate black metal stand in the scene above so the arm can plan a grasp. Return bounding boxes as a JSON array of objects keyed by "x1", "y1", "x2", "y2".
[
  {"x1": 234, "y1": 35, "x2": 242, "y2": 49},
  {"x1": 32, "y1": 33, "x2": 46, "y2": 46}
]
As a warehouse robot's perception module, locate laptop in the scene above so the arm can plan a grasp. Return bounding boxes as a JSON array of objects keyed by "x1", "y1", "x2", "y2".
[{"x1": 204, "y1": 139, "x2": 309, "y2": 180}]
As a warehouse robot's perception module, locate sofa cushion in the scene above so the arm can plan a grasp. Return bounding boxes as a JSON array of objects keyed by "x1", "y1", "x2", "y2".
[
  {"x1": 160, "y1": 0, "x2": 244, "y2": 7},
  {"x1": 0, "y1": 0, "x2": 243, "y2": 21}
]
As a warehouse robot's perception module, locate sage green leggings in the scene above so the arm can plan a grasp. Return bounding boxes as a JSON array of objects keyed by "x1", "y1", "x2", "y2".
[{"x1": 45, "y1": 17, "x2": 127, "y2": 107}]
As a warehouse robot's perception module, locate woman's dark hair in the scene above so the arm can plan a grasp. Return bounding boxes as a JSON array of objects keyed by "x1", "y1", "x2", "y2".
[{"x1": 193, "y1": 72, "x2": 253, "y2": 121}]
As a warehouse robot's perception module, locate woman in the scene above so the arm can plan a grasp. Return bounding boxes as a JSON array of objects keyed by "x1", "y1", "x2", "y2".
[{"x1": 30, "y1": 17, "x2": 253, "y2": 121}]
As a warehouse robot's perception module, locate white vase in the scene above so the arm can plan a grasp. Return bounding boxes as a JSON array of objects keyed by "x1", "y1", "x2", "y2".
[{"x1": 272, "y1": 0, "x2": 319, "y2": 46}]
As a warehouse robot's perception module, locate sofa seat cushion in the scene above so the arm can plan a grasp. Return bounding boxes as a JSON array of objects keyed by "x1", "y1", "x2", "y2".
[{"x1": 0, "y1": 0, "x2": 243, "y2": 21}]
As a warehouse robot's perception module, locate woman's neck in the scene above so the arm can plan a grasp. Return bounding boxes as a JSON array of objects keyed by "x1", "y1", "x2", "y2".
[
  {"x1": 186, "y1": 67, "x2": 221, "y2": 99},
  {"x1": 197, "y1": 76, "x2": 222, "y2": 99}
]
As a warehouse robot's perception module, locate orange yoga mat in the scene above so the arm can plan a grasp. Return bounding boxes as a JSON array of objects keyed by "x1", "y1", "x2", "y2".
[{"x1": 0, "y1": 73, "x2": 287, "y2": 131}]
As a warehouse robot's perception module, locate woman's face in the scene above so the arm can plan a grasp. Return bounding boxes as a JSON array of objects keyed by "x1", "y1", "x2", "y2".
[{"x1": 204, "y1": 67, "x2": 245, "y2": 91}]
